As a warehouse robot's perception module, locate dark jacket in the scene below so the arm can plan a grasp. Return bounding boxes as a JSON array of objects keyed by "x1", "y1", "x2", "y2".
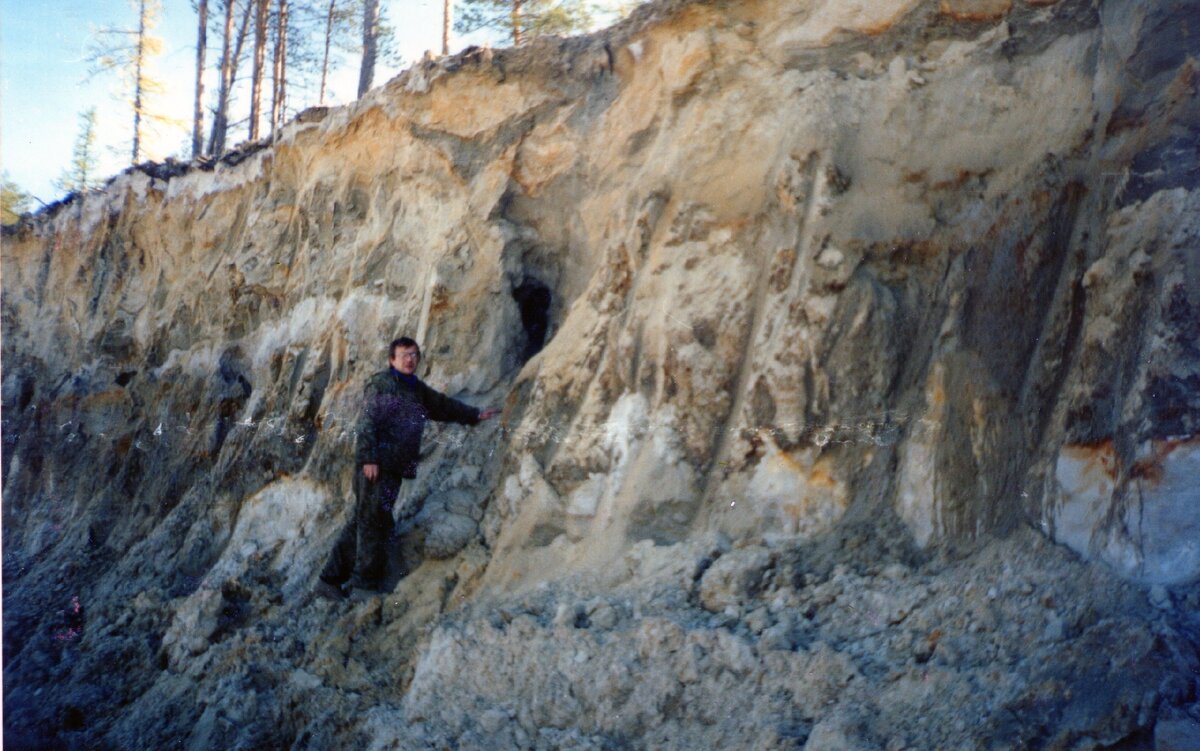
[{"x1": 354, "y1": 368, "x2": 480, "y2": 477}]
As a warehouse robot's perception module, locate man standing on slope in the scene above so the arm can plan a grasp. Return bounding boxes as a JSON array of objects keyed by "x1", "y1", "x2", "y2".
[{"x1": 317, "y1": 336, "x2": 499, "y2": 599}]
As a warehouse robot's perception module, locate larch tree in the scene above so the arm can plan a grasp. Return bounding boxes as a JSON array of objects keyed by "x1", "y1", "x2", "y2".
[
  {"x1": 443, "y1": 0, "x2": 451, "y2": 55},
  {"x1": 88, "y1": 0, "x2": 173, "y2": 163},
  {"x1": 54, "y1": 109, "x2": 101, "y2": 195},
  {"x1": 2, "y1": 173, "x2": 32, "y2": 224}
]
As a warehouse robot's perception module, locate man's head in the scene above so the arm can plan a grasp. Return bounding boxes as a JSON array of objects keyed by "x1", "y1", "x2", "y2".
[{"x1": 389, "y1": 337, "x2": 421, "y2": 375}]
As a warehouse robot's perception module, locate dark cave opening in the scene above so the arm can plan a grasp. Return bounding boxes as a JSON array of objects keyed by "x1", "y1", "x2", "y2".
[{"x1": 512, "y1": 277, "x2": 552, "y2": 364}]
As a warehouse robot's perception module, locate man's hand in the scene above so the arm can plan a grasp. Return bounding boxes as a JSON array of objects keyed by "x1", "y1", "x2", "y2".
[
  {"x1": 479, "y1": 408, "x2": 500, "y2": 421},
  {"x1": 363, "y1": 464, "x2": 379, "y2": 481}
]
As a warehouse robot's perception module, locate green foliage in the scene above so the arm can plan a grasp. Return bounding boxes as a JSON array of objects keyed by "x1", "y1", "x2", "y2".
[
  {"x1": 454, "y1": 0, "x2": 594, "y2": 46},
  {"x1": 54, "y1": 108, "x2": 102, "y2": 195},
  {"x1": 2, "y1": 173, "x2": 32, "y2": 225}
]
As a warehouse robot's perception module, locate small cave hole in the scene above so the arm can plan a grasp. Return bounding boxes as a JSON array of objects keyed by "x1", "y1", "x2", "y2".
[
  {"x1": 512, "y1": 277, "x2": 552, "y2": 363},
  {"x1": 115, "y1": 370, "x2": 137, "y2": 387},
  {"x1": 17, "y1": 378, "x2": 35, "y2": 410},
  {"x1": 61, "y1": 705, "x2": 85, "y2": 731}
]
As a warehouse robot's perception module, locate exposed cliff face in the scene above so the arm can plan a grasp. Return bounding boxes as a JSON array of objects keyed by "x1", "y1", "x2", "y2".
[{"x1": 3, "y1": 0, "x2": 1198, "y2": 748}]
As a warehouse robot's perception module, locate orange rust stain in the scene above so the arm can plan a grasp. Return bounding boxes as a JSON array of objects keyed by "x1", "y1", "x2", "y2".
[
  {"x1": 808, "y1": 457, "x2": 838, "y2": 490},
  {"x1": 717, "y1": 216, "x2": 752, "y2": 235},
  {"x1": 1131, "y1": 435, "x2": 1200, "y2": 488},
  {"x1": 114, "y1": 435, "x2": 134, "y2": 457},
  {"x1": 1061, "y1": 439, "x2": 1119, "y2": 481},
  {"x1": 908, "y1": 240, "x2": 943, "y2": 260},
  {"x1": 675, "y1": 46, "x2": 710, "y2": 79},
  {"x1": 930, "y1": 168, "x2": 991, "y2": 191},
  {"x1": 930, "y1": 380, "x2": 947, "y2": 408},
  {"x1": 939, "y1": 0, "x2": 1013, "y2": 22},
  {"x1": 1106, "y1": 112, "x2": 1147, "y2": 137},
  {"x1": 860, "y1": 19, "x2": 902, "y2": 36},
  {"x1": 428, "y1": 285, "x2": 452, "y2": 314},
  {"x1": 660, "y1": 3, "x2": 723, "y2": 34},
  {"x1": 774, "y1": 445, "x2": 807, "y2": 474},
  {"x1": 83, "y1": 388, "x2": 132, "y2": 409},
  {"x1": 1130, "y1": 457, "x2": 1164, "y2": 484},
  {"x1": 1013, "y1": 235, "x2": 1034, "y2": 275}
]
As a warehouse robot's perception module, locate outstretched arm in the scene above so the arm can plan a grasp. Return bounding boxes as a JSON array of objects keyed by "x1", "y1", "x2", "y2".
[{"x1": 420, "y1": 382, "x2": 495, "y2": 425}]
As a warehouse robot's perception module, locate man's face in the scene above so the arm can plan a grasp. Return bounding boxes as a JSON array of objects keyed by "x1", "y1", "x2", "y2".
[{"x1": 390, "y1": 345, "x2": 421, "y2": 375}]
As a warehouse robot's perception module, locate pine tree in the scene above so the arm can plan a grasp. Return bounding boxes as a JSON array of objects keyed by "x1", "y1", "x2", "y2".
[
  {"x1": 198, "y1": 0, "x2": 401, "y2": 146},
  {"x1": 271, "y1": 0, "x2": 289, "y2": 131},
  {"x1": 192, "y1": 0, "x2": 208, "y2": 157},
  {"x1": 208, "y1": 0, "x2": 255, "y2": 156},
  {"x1": 315, "y1": 0, "x2": 388, "y2": 104},
  {"x1": 88, "y1": 0, "x2": 177, "y2": 164},
  {"x1": 454, "y1": 0, "x2": 592, "y2": 46},
  {"x1": 54, "y1": 109, "x2": 101, "y2": 195},
  {"x1": 209, "y1": 0, "x2": 237, "y2": 155},
  {"x1": 357, "y1": 0, "x2": 379, "y2": 96},
  {"x1": 319, "y1": 0, "x2": 339, "y2": 102},
  {"x1": 250, "y1": 0, "x2": 269, "y2": 140}
]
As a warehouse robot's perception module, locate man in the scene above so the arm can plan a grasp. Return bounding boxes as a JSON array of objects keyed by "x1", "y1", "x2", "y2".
[{"x1": 317, "y1": 337, "x2": 498, "y2": 599}]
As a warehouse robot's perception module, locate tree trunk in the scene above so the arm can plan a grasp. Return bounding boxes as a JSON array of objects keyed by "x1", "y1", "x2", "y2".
[
  {"x1": 512, "y1": 0, "x2": 523, "y2": 47},
  {"x1": 357, "y1": 0, "x2": 379, "y2": 98},
  {"x1": 271, "y1": 0, "x2": 289, "y2": 131},
  {"x1": 442, "y1": 0, "x2": 450, "y2": 56},
  {"x1": 192, "y1": 0, "x2": 208, "y2": 157},
  {"x1": 208, "y1": 0, "x2": 236, "y2": 156},
  {"x1": 209, "y1": 0, "x2": 253, "y2": 154},
  {"x1": 231, "y1": 0, "x2": 254, "y2": 76},
  {"x1": 319, "y1": 0, "x2": 335, "y2": 104},
  {"x1": 131, "y1": 0, "x2": 148, "y2": 162},
  {"x1": 249, "y1": 0, "x2": 268, "y2": 140}
]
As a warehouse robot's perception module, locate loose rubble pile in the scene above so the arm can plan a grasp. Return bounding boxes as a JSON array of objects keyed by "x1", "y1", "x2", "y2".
[{"x1": 7, "y1": 516, "x2": 1197, "y2": 750}]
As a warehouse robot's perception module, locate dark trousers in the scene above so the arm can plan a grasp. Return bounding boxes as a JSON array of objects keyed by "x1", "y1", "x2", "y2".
[{"x1": 320, "y1": 469, "x2": 403, "y2": 590}]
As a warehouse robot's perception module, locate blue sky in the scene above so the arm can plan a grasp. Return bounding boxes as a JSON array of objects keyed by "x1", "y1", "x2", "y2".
[{"x1": 2, "y1": 1, "x2": 620, "y2": 206}]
